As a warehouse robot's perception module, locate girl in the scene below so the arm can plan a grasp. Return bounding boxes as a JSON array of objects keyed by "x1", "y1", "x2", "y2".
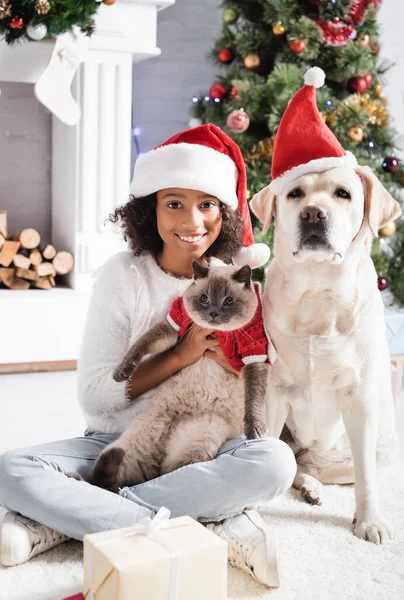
[{"x1": 0, "y1": 125, "x2": 296, "y2": 588}]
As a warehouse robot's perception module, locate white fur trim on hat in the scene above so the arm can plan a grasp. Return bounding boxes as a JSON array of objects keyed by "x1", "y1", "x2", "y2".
[
  {"x1": 130, "y1": 143, "x2": 239, "y2": 208},
  {"x1": 232, "y1": 243, "x2": 270, "y2": 269},
  {"x1": 269, "y1": 151, "x2": 358, "y2": 195}
]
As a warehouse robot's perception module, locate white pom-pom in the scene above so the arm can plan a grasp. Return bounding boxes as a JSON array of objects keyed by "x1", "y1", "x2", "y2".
[
  {"x1": 232, "y1": 243, "x2": 271, "y2": 269},
  {"x1": 304, "y1": 67, "x2": 325, "y2": 89}
]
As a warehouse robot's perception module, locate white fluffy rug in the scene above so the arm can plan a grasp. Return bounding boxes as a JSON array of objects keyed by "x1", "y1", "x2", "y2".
[{"x1": 1, "y1": 461, "x2": 403, "y2": 600}]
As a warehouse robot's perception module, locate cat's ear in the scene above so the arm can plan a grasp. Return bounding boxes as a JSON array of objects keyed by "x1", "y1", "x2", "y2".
[
  {"x1": 232, "y1": 265, "x2": 252, "y2": 288},
  {"x1": 192, "y1": 260, "x2": 209, "y2": 279}
]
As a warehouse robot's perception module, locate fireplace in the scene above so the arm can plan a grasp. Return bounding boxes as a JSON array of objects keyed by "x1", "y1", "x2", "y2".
[{"x1": 0, "y1": 0, "x2": 175, "y2": 367}]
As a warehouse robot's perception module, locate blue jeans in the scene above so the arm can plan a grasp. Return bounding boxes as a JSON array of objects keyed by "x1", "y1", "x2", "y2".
[{"x1": 0, "y1": 428, "x2": 296, "y2": 541}]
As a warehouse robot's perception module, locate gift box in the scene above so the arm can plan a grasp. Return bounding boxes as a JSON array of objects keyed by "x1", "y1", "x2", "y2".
[{"x1": 83, "y1": 508, "x2": 227, "y2": 600}]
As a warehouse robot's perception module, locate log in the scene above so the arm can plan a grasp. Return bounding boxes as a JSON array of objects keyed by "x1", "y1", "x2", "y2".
[
  {"x1": 0, "y1": 267, "x2": 15, "y2": 287},
  {"x1": 15, "y1": 268, "x2": 39, "y2": 282},
  {"x1": 0, "y1": 211, "x2": 7, "y2": 238},
  {"x1": 29, "y1": 248, "x2": 43, "y2": 266},
  {"x1": 42, "y1": 245, "x2": 56, "y2": 260},
  {"x1": 0, "y1": 233, "x2": 5, "y2": 249},
  {"x1": 0, "y1": 241, "x2": 20, "y2": 267},
  {"x1": 49, "y1": 275, "x2": 56, "y2": 287},
  {"x1": 13, "y1": 253, "x2": 31, "y2": 270},
  {"x1": 12, "y1": 228, "x2": 40, "y2": 250},
  {"x1": 35, "y1": 276, "x2": 53, "y2": 290},
  {"x1": 10, "y1": 277, "x2": 31, "y2": 291},
  {"x1": 35, "y1": 262, "x2": 56, "y2": 277},
  {"x1": 53, "y1": 251, "x2": 74, "y2": 275}
]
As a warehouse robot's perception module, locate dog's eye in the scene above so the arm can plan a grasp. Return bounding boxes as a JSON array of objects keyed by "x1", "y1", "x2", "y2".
[
  {"x1": 199, "y1": 294, "x2": 209, "y2": 304},
  {"x1": 287, "y1": 187, "x2": 304, "y2": 199},
  {"x1": 224, "y1": 297, "x2": 235, "y2": 306},
  {"x1": 336, "y1": 188, "x2": 351, "y2": 199}
]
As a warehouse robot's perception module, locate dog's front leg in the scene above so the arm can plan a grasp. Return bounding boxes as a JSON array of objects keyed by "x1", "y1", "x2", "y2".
[
  {"x1": 266, "y1": 378, "x2": 290, "y2": 439},
  {"x1": 341, "y1": 384, "x2": 391, "y2": 544}
]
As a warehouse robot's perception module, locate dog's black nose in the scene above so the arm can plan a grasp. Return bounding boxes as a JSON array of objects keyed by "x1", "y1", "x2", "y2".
[
  {"x1": 209, "y1": 309, "x2": 219, "y2": 319},
  {"x1": 300, "y1": 206, "x2": 328, "y2": 224}
]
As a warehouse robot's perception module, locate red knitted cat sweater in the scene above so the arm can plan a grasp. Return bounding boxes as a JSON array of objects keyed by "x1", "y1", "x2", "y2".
[{"x1": 167, "y1": 282, "x2": 276, "y2": 372}]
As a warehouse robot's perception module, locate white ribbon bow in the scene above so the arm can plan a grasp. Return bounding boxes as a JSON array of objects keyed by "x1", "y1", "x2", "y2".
[
  {"x1": 58, "y1": 26, "x2": 90, "y2": 71},
  {"x1": 88, "y1": 507, "x2": 180, "y2": 600}
]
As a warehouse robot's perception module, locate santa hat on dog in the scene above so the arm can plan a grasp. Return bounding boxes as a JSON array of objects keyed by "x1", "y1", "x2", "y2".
[
  {"x1": 130, "y1": 123, "x2": 270, "y2": 269},
  {"x1": 269, "y1": 67, "x2": 358, "y2": 194}
]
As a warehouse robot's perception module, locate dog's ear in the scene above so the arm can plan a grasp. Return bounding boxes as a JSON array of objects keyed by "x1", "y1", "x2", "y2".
[
  {"x1": 356, "y1": 165, "x2": 402, "y2": 236},
  {"x1": 250, "y1": 185, "x2": 276, "y2": 235}
]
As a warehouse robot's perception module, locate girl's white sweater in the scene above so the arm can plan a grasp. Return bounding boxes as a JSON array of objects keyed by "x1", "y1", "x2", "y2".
[{"x1": 77, "y1": 251, "x2": 191, "y2": 433}]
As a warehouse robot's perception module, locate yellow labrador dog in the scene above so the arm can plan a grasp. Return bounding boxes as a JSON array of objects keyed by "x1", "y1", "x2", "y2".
[{"x1": 251, "y1": 166, "x2": 401, "y2": 544}]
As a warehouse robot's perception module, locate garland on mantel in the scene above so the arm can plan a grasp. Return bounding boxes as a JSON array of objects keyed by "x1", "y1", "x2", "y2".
[{"x1": 0, "y1": 0, "x2": 115, "y2": 45}]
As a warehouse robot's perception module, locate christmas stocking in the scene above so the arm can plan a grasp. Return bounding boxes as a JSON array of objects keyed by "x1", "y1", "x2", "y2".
[{"x1": 35, "y1": 27, "x2": 90, "y2": 126}]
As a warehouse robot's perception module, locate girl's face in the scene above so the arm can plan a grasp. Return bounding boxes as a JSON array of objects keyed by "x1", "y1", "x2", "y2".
[{"x1": 156, "y1": 188, "x2": 223, "y2": 259}]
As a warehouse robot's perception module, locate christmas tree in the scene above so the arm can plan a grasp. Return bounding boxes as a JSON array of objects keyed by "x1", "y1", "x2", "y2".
[{"x1": 192, "y1": 0, "x2": 403, "y2": 306}]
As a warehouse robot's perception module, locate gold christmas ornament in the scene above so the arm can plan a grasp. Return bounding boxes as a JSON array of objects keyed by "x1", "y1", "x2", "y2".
[
  {"x1": 359, "y1": 34, "x2": 370, "y2": 45},
  {"x1": 273, "y1": 22, "x2": 286, "y2": 35},
  {"x1": 244, "y1": 54, "x2": 261, "y2": 70},
  {"x1": 374, "y1": 83, "x2": 382, "y2": 96},
  {"x1": 349, "y1": 125, "x2": 364, "y2": 143},
  {"x1": 35, "y1": 0, "x2": 51, "y2": 14},
  {"x1": 328, "y1": 94, "x2": 388, "y2": 129},
  {"x1": 379, "y1": 221, "x2": 396, "y2": 238},
  {"x1": 0, "y1": 0, "x2": 12, "y2": 20}
]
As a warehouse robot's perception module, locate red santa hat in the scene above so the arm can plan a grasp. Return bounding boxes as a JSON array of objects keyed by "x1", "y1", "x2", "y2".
[
  {"x1": 130, "y1": 123, "x2": 270, "y2": 269},
  {"x1": 269, "y1": 67, "x2": 358, "y2": 194}
]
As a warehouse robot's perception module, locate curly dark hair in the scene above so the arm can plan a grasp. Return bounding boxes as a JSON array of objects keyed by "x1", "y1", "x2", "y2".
[{"x1": 109, "y1": 193, "x2": 245, "y2": 262}]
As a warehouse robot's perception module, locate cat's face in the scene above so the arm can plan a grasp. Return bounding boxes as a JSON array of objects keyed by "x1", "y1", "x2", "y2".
[{"x1": 183, "y1": 262, "x2": 258, "y2": 331}]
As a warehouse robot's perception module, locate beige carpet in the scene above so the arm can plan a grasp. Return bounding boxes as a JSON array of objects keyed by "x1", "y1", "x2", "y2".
[{"x1": 1, "y1": 460, "x2": 404, "y2": 600}]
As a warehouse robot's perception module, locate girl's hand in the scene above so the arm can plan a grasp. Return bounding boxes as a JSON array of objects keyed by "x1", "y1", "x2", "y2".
[
  {"x1": 204, "y1": 345, "x2": 240, "y2": 377},
  {"x1": 174, "y1": 325, "x2": 220, "y2": 367}
]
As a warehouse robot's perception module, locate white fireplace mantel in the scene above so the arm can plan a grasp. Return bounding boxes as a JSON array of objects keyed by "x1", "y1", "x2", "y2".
[{"x1": 0, "y1": 0, "x2": 175, "y2": 366}]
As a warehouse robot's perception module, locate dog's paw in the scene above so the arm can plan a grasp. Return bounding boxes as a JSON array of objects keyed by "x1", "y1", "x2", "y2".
[
  {"x1": 301, "y1": 484, "x2": 322, "y2": 506},
  {"x1": 113, "y1": 363, "x2": 135, "y2": 382},
  {"x1": 353, "y1": 515, "x2": 392, "y2": 544}
]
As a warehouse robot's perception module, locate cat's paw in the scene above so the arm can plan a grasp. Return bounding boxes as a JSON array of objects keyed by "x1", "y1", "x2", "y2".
[
  {"x1": 113, "y1": 363, "x2": 135, "y2": 382},
  {"x1": 244, "y1": 423, "x2": 268, "y2": 440}
]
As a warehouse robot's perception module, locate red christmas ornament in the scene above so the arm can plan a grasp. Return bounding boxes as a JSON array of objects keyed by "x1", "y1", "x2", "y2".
[
  {"x1": 382, "y1": 157, "x2": 399, "y2": 173},
  {"x1": 10, "y1": 16, "x2": 24, "y2": 30},
  {"x1": 231, "y1": 86, "x2": 239, "y2": 99},
  {"x1": 289, "y1": 39, "x2": 306, "y2": 54},
  {"x1": 377, "y1": 276, "x2": 388, "y2": 291},
  {"x1": 218, "y1": 47, "x2": 234, "y2": 64},
  {"x1": 209, "y1": 83, "x2": 226, "y2": 100},
  {"x1": 226, "y1": 109, "x2": 250, "y2": 133},
  {"x1": 364, "y1": 73, "x2": 373, "y2": 85},
  {"x1": 347, "y1": 76, "x2": 367, "y2": 94},
  {"x1": 316, "y1": 18, "x2": 356, "y2": 46},
  {"x1": 350, "y1": 1, "x2": 382, "y2": 26}
]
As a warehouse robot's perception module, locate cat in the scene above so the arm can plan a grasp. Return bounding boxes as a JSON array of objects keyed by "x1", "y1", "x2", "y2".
[{"x1": 87, "y1": 261, "x2": 274, "y2": 493}]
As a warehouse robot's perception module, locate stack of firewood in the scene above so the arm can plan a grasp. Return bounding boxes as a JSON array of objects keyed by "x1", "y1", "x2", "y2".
[{"x1": 0, "y1": 211, "x2": 74, "y2": 290}]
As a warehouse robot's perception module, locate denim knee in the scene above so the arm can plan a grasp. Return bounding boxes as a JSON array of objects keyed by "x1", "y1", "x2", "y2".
[
  {"x1": 234, "y1": 437, "x2": 297, "y2": 497},
  {"x1": 0, "y1": 450, "x2": 31, "y2": 507}
]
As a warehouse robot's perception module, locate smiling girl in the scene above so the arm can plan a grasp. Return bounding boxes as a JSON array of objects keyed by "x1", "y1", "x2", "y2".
[{"x1": 0, "y1": 125, "x2": 296, "y2": 587}]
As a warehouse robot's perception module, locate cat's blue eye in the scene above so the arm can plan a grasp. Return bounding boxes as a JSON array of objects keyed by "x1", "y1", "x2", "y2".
[
  {"x1": 199, "y1": 294, "x2": 209, "y2": 304},
  {"x1": 167, "y1": 202, "x2": 182, "y2": 209},
  {"x1": 224, "y1": 297, "x2": 235, "y2": 306}
]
